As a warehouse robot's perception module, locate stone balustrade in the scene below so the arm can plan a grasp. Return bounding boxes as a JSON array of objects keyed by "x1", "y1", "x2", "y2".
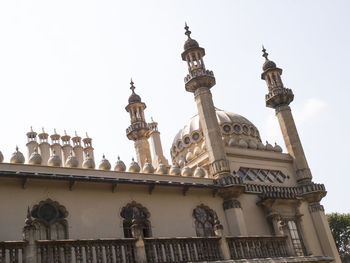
[
  {"x1": 0, "y1": 240, "x2": 26, "y2": 263},
  {"x1": 144, "y1": 237, "x2": 222, "y2": 262},
  {"x1": 36, "y1": 238, "x2": 136, "y2": 263},
  {"x1": 226, "y1": 235, "x2": 290, "y2": 259}
]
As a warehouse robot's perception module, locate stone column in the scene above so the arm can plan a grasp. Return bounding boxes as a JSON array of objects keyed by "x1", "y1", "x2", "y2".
[
  {"x1": 276, "y1": 105, "x2": 312, "y2": 183},
  {"x1": 149, "y1": 125, "x2": 169, "y2": 168},
  {"x1": 214, "y1": 216, "x2": 231, "y2": 260},
  {"x1": 23, "y1": 209, "x2": 37, "y2": 263},
  {"x1": 309, "y1": 202, "x2": 341, "y2": 263},
  {"x1": 131, "y1": 218, "x2": 147, "y2": 263},
  {"x1": 195, "y1": 87, "x2": 230, "y2": 176},
  {"x1": 223, "y1": 199, "x2": 247, "y2": 236},
  {"x1": 134, "y1": 138, "x2": 152, "y2": 169}
]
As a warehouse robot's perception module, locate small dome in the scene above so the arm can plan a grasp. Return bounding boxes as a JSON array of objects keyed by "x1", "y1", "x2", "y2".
[
  {"x1": 10, "y1": 147, "x2": 25, "y2": 164},
  {"x1": 185, "y1": 151, "x2": 193, "y2": 162},
  {"x1": 156, "y1": 162, "x2": 168, "y2": 175},
  {"x1": 128, "y1": 158, "x2": 140, "y2": 173},
  {"x1": 82, "y1": 153, "x2": 95, "y2": 169},
  {"x1": 28, "y1": 148, "x2": 42, "y2": 165},
  {"x1": 257, "y1": 141, "x2": 265, "y2": 150},
  {"x1": 184, "y1": 38, "x2": 199, "y2": 51},
  {"x1": 128, "y1": 92, "x2": 141, "y2": 104},
  {"x1": 0, "y1": 151, "x2": 3, "y2": 163},
  {"x1": 238, "y1": 138, "x2": 248, "y2": 148},
  {"x1": 193, "y1": 146, "x2": 201, "y2": 156},
  {"x1": 274, "y1": 143, "x2": 283, "y2": 153},
  {"x1": 65, "y1": 151, "x2": 78, "y2": 168},
  {"x1": 181, "y1": 166, "x2": 192, "y2": 177},
  {"x1": 48, "y1": 150, "x2": 61, "y2": 167},
  {"x1": 142, "y1": 159, "x2": 154, "y2": 173},
  {"x1": 114, "y1": 156, "x2": 126, "y2": 172},
  {"x1": 99, "y1": 155, "x2": 111, "y2": 170},
  {"x1": 169, "y1": 162, "x2": 181, "y2": 176},
  {"x1": 263, "y1": 60, "x2": 277, "y2": 71},
  {"x1": 193, "y1": 166, "x2": 206, "y2": 178},
  {"x1": 248, "y1": 140, "x2": 258, "y2": 149},
  {"x1": 265, "y1": 141, "x2": 274, "y2": 151}
]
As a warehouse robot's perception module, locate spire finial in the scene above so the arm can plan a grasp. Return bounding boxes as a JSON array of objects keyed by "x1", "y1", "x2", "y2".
[
  {"x1": 262, "y1": 45, "x2": 269, "y2": 60},
  {"x1": 54, "y1": 128, "x2": 57, "y2": 134},
  {"x1": 30, "y1": 126, "x2": 33, "y2": 132},
  {"x1": 184, "y1": 22, "x2": 191, "y2": 38},
  {"x1": 75, "y1": 131, "x2": 78, "y2": 137},
  {"x1": 42, "y1": 127, "x2": 45, "y2": 133},
  {"x1": 130, "y1": 78, "x2": 135, "y2": 93},
  {"x1": 85, "y1": 132, "x2": 89, "y2": 138},
  {"x1": 64, "y1": 130, "x2": 67, "y2": 135}
]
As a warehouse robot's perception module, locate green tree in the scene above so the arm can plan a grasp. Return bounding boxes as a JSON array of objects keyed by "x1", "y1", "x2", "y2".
[{"x1": 327, "y1": 213, "x2": 350, "y2": 263}]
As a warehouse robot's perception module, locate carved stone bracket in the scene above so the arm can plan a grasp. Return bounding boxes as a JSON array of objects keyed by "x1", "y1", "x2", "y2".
[
  {"x1": 223, "y1": 199, "x2": 241, "y2": 210},
  {"x1": 308, "y1": 202, "x2": 325, "y2": 213}
]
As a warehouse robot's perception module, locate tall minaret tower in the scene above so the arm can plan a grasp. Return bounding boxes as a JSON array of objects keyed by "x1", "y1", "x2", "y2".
[
  {"x1": 261, "y1": 47, "x2": 312, "y2": 184},
  {"x1": 148, "y1": 117, "x2": 169, "y2": 168},
  {"x1": 125, "y1": 79, "x2": 152, "y2": 169},
  {"x1": 181, "y1": 24, "x2": 230, "y2": 178}
]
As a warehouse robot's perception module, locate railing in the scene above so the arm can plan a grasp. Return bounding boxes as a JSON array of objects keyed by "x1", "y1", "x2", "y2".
[
  {"x1": 0, "y1": 241, "x2": 26, "y2": 263},
  {"x1": 226, "y1": 236, "x2": 290, "y2": 259},
  {"x1": 36, "y1": 238, "x2": 136, "y2": 263},
  {"x1": 144, "y1": 237, "x2": 222, "y2": 263}
]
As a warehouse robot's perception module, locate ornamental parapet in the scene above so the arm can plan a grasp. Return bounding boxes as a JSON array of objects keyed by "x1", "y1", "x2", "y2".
[
  {"x1": 265, "y1": 87, "x2": 294, "y2": 108},
  {"x1": 184, "y1": 69, "x2": 216, "y2": 92}
]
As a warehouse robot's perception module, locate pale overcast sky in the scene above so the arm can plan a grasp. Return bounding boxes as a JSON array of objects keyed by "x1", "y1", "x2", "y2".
[{"x1": 0, "y1": 0, "x2": 349, "y2": 213}]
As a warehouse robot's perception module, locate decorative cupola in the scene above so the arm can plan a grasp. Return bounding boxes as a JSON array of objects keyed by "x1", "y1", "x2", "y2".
[
  {"x1": 142, "y1": 158, "x2": 154, "y2": 174},
  {"x1": 38, "y1": 128, "x2": 50, "y2": 165},
  {"x1": 50, "y1": 129, "x2": 62, "y2": 166},
  {"x1": 72, "y1": 131, "x2": 84, "y2": 168},
  {"x1": 83, "y1": 133, "x2": 94, "y2": 162},
  {"x1": 28, "y1": 147, "x2": 42, "y2": 165},
  {"x1": 48, "y1": 149, "x2": 61, "y2": 167},
  {"x1": 65, "y1": 151, "x2": 78, "y2": 168},
  {"x1": 181, "y1": 24, "x2": 230, "y2": 179},
  {"x1": 114, "y1": 156, "x2": 126, "y2": 172},
  {"x1": 26, "y1": 127, "x2": 38, "y2": 159},
  {"x1": 128, "y1": 157, "x2": 140, "y2": 173},
  {"x1": 125, "y1": 79, "x2": 152, "y2": 169},
  {"x1": 193, "y1": 165, "x2": 206, "y2": 178},
  {"x1": 148, "y1": 117, "x2": 169, "y2": 168},
  {"x1": 155, "y1": 159, "x2": 168, "y2": 175},
  {"x1": 169, "y1": 162, "x2": 181, "y2": 176},
  {"x1": 61, "y1": 130, "x2": 72, "y2": 166},
  {"x1": 98, "y1": 154, "x2": 111, "y2": 171},
  {"x1": 261, "y1": 46, "x2": 312, "y2": 184},
  {"x1": 10, "y1": 146, "x2": 25, "y2": 164},
  {"x1": 82, "y1": 152, "x2": 95, "y2": 169}
]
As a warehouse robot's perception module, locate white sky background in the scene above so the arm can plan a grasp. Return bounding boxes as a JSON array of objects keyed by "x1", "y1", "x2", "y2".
[{"x1": 0, "y1": 0, "x2": 349, "y2": 213}]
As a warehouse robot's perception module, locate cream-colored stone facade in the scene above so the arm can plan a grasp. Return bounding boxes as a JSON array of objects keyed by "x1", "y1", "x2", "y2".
[{"x1": 0, "y1": 25, "x2": 340, "y2": 263}]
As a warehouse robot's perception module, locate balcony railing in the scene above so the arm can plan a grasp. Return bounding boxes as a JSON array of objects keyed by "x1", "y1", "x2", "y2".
[
  {"x1": 144, "y1": 237, "x2": 222, "y2": 263},
  {"x1": 0, "y1": 240, "x2": 26, "y2": 263},
  {"x1": 36, "y1": 238, "x2": 136, "y2": 263},
  {"x1": 226, "y1": 235, "x2": 289, "y2": 259}
]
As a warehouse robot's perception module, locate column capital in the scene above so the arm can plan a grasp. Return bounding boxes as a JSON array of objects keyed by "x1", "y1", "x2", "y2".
[
  {"x1": 308, "y1": 202, "x2": 325, "y2": 213},
  {"x1": 223, "y1": 199, "x2": 241, "y2": 210}
]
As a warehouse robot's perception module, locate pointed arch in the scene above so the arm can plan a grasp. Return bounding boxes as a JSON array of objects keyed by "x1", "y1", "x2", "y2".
[
  {"x1": 192, "y1": 204, "x2": 217, "y2": 237},
  {"x1": 120, "y1": 201, "x2": 152, "y2": 238}
]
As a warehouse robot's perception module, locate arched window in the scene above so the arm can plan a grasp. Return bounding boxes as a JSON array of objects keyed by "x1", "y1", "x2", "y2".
[
  {"x1": 30, "y1": 199, "x2": 68, "y2": 240},
  {"x1": 120, "y1": 201, "x2": 152, "y2": 238},
  {"x1": 193, "y1": 205, "x2": 216, "y2": 237}
]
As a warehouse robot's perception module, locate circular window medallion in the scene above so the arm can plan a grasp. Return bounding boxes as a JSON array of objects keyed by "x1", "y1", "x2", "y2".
[
  {"x1": 177, "y1": 141, "x2": 183, "y2": 149},
  {"x1": 243, "y1": 125, "x2": 249, "y2": 134},
  {"x1": 233, "y1": 124, "x2": 241, "y2": 133},
  {"x1": 223, "y1": 125, "x2": 231, "y2": 133},
  {"x1": 184, "y1": 137, "x2": 190, "y2": 145},
  {"x1": 192, "y1": 132, "x2": 200, "y2": 141}
]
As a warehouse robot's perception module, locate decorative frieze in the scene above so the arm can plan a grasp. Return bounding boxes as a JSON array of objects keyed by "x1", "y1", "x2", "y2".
[{"x1": 223, "y1": 199, "x2": 241, "y2": 210}]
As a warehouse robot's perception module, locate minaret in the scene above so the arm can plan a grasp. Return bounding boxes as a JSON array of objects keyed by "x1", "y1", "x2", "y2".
[
  {"x1": 50, "y1": 129, "x2": 62, "y2": 166},
  {"x1": 26, "y1": 127, "x2": 38, "y2": 159},
  {"x1": 38, "y1": 128, "x2": 50, "y2": 165},
  {"x1": 125, "y1": 79, "x2": 152, "y2": 169},
  {"x1": 148, "y1": 117, "x2": 169, "y2": 168},
  {"x1": 72, "y1": 132, "x2": 84, "y2": 168},
  {"x1": 83, "y1": 133, "x2": 94, "y2": 161},
  {"x1": 61, "y1": 130, "x2": 73, "y2": 166},
  {"x1": 261, "y1": 47, "x2": 312, "y2": 184},
  {"x1": 181, "y1": 24, "x2": 230, "y2": 178}
]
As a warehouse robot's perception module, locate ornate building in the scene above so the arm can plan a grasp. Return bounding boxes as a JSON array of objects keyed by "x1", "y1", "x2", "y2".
[{"x1": 0, "y1": 25, "x2": 340, "y2": 263}]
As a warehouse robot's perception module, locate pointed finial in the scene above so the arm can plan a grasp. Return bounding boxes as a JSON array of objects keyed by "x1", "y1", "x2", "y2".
[
  {"x1": 85, "y1": 132, "x2": 89, "y2": 138},
  {"x1": 54, "y1": 128, "x2": 57, "y2": 134},
  {"x1": 117, "y1": 155, "x2": 120, "y2": 160},
  {"x1": 132, "y1": 157, "x2": 134, "y2": 162},
  {"x1": 184, "y1": 22, "x2": 191, "y2": 38},
  {"x1": 64, "y1": 130, "x2": 67, "y2": 135},
  {"x1": 30, "y1": 126, "x2": 33, "y2": 132},
  {"x1": 16, "y1": 145, "x2": 19, "y2": 152},
  {"x1": 262, "y1": 45, "x2": 269, "y2": 60},
  {"x1": 130, "y1": 78, "x2": 135, "y2": 93},
  {"x1": 42, "y1": 127, "x2": 45, "y2": 133},
  {"x1": 102, "y1": 154, "x2": 105, "y2": 159},
  {"x1": 75, "y1": 131, "x2": 78, "y2": 137},
  {"x1": 34, "y1": 147, "x2": 38, "y2": 153}
]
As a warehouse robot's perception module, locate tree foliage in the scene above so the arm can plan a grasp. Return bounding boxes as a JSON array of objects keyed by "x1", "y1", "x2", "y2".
[{"x1": 327, "y1": 213, "x2": 350, "y2": 262}]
